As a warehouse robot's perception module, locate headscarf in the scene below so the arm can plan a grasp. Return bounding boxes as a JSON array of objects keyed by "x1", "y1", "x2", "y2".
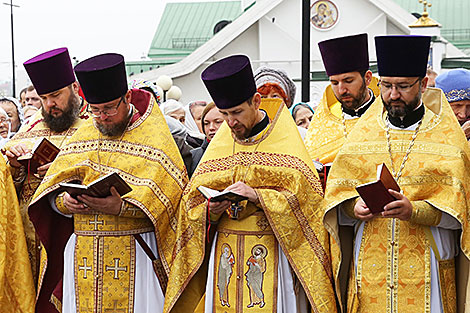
[
  {"x1": 435, "y1": 69, "x2": 470, "y2": 103},
  {"x1": 162, "y1": 99, "x2": 205, "y2": 140},
  {"x1": 128, "y1": 79, "x2": 162, "y2": 105},
  {"x1": 0, "y1": 96, "x2": 24, "y2": 137},
  {"x1": 254, "y1": 66, "x2": 297, "y2": 107},
  {"x1": 161, "y1": 99, "x2": 185, "y2": 116},
  {"x1": 291, "y1": 102, "x2": 315, "y2": 119},
  {"x1": 0, "y1": 107, "x2": 11, "y2": 148},
  {"x1": 184, "y1": 102, "x2": 205, "y2": 140}
]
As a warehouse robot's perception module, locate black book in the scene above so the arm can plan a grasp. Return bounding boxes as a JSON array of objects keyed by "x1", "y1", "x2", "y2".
[{"x1": 59, "y1": 172, "x2": 132, "y2": 199}]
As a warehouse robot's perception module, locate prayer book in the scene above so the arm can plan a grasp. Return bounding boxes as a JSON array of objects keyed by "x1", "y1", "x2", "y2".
[
  {"x1": 355, "y1": 163, "x2": 400, "y2": 214},
  {"x1": 17, "y1": 138, "x2": 60, "y2": 173},
  {"x1": 197, "y1": 186, "x2": 248, "y2": 203},
  {"x1": 59, "y1": 172, "x2": 132, "y2": 199}
]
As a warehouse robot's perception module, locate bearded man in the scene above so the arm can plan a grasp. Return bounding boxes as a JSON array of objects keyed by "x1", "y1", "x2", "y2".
[
  {"x1": 4, "y1": 47, "x2": 89, "y2": 286},
  {"x1": 28, "y1": 53, "x2": 186, "y2": 313},
  {"x1": 324, "y1": 35, "x2": 470, "y2": 313},
  {"x1": 305, "y1": 33, "x2": 379, "y2": 167}
]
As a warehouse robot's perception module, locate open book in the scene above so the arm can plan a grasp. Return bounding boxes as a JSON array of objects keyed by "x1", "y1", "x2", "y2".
[
  {"x1": 59, "y1": 172, "x2": 132, "y2": 199},
  {"x1": 355, "y1": 163, "x2": 400, "y2": 214},
  {"x1": 17, "y1": 138, "x2": 60, "y2": 173},
  {"x1": 197, "y1": 186, "x2": 248, "y2": 203}
]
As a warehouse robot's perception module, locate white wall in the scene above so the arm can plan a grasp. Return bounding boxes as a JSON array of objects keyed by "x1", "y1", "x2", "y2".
[{"x1": 153, "y1": 0, "x2": 451, "y2": 106}]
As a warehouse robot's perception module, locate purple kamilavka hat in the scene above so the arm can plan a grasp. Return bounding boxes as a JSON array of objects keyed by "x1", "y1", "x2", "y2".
[
  {"x1": 24, "y1": 47, "x2": 75, "y2": 95},
  {"x1": 375, "y1": 35, "x2": 431, "y2": 77},
  {"x1": 319, "y1": 33, "x2": 370, "y2": 76},
  {"x1": 201, "y1": 55, "x2": 256, "y2": 109},
  {"x1": 74, "y1": 53, "x2": 128, "y2": 104}
]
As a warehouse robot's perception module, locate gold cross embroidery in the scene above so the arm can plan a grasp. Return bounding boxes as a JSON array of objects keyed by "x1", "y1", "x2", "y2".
[
  {"x1": 103, "y1": 300, "x2": 126, "y2": 312},
  {"x1": 105, "y1": 258, "x2": 127, "y2": 279},
  {"x1": 127, "y1": 206, "x2": 140, "y2": 216},
  {"x1": 89, "y1": 215, "x2": 104, "y2": 230},
  {"x1": 78, "y1": 257, "x2": 92, "y2": 279}
]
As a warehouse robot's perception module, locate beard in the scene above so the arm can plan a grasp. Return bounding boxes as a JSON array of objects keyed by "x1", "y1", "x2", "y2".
[
  {"x1": 382, "y1": 93, "x2": 421, "y2": 118},
  {"x1": 231, "y1": 125, "x2": 251, "y2": 140},
  {"x1": 337, "y1": 80, "x2": 368, "y2": 110},
  {"x1": 96, "y1": 113, "x2": 131, "y2": 137},
  {"x1": 43, "y1": 94, "x2": 80, "y2": 132}
]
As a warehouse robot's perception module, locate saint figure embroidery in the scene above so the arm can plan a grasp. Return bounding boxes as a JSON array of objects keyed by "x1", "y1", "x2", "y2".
[
  {"x1": 217, "y1": 243, "x2": 235, "y2": 307},
  {"x1": 245, "y1": 244, "x2": 267, "y2": 308}
]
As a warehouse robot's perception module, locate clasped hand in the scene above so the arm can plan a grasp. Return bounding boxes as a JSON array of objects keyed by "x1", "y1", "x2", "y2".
[
  {"x1": 208, "y1": 181, "x2": 258, "y2": 215},
  {"x1": 354, "y1": 189, "x2": 412, "y2": 222},
  {"x1": 63, "y1": 186, "x2": 122, "y2": 215}
]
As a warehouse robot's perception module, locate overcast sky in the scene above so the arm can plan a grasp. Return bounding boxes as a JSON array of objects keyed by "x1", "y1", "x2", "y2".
[{"x1": 0, "y1": 0, "x2": 217, "y2": 91}]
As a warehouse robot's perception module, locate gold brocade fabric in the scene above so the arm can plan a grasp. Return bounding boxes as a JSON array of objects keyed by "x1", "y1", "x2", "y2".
[
  {"x1": 165, "y1": 99, "x2": 337, "y2": 313},
  {"x1": 304, "y1": 78, "x2": 379, "y2": 164},
  {"x1": 4, "y1": 104, "x2": 89, "y2": 287},
  {"x1": 324, "y1": 88, "x2": 470, "y2": 313},
  {"x1": 0, "y1": 157, "x2": 35, "y2": 312},
  {"x1": 73, "y1": 214, "x2": 153, "y2": 312},
  {"x1": 213, "y1": 212, "x2": 279, "y2": 312},
  {"x1": 30, "y1": 94, "x2": 187, "y2": 312}
]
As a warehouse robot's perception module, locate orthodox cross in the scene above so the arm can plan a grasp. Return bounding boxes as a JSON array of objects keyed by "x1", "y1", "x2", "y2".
[
  {"x1": 105, "y1": 258, "x2": 127, "y2": 279},
  {"x1": 418, "y1": 0, "x2": 432, "y2": 17},
  {"x1": 78, "y1": 257, "x2": 92, "y2": 279},
  {"x1": 89, "y1": 215, "x2": 104, "y2": 230},
  {"x1": 103, "y1": 300, "x2": 126, "y2": 313}
]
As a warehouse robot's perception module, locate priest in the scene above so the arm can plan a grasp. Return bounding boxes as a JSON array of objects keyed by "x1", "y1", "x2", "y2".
[
  {"x1": 28, "y1": 53, "x2": 187, "y2": 313},
  {"x1": 164, "y1": 55, "x2": 337, "y2": 313},
  {"x1": 324, "y1": 35, "x2": 470, "y2": 313},
  {"x1": 304, "y1": 33, "x2": 379, "y2": 166}
]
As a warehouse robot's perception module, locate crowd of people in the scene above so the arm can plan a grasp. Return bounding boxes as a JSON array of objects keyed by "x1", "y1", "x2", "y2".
[{"x1": 0, "y1": 32, "x2": 469, "y2": 313}]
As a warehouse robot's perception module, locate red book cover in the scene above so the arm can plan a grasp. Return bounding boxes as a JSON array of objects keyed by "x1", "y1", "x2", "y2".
[{"x1": 355, "y1": 163, "x2": 400, "y2": 214}]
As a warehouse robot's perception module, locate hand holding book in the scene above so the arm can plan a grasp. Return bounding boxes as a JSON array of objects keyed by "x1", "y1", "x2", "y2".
[{"x1": 354, "y1": 163, "x2": 413, "y2": 221}]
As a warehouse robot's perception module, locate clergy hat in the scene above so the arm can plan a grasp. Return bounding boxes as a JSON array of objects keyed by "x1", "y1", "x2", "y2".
[
  {"x1": 375, "y1": 35, "x2": 431, "y2": 77},
  {"x1": 74, "y1": 53, "x2": 128, "y2": 104},
  {"x1": 436, "y1": 69, "x2": 470, "y2": 103},
  {"x1": 318, "y1": 33, "x2": 369, "y2": 76},
  {"x1": 201, "y1": 55, "x2": 256, "y2": 109},
  {"x1": 23, "y1": 47, "x2": 75, "y2": 95}
]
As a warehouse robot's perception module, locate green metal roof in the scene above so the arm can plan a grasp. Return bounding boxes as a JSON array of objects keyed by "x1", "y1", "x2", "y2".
[
  {"x1": 392, "y1": 0, "x2": 470, "y2": 49},
  {"x1": 148, "y1": 1, "x2": 242, "y2": 59}
]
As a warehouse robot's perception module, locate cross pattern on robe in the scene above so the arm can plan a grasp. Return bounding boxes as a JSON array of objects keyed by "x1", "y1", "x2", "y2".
[
  {"x1": 81, "y1": 298, "x2": 94, "y2": 313},
  {"x1": 105, "y1": 258, "x2": 127, "y2": 279},
  {"x1": 89, "y1": 215, "x2": 104, "y2": 230},
  {"x1": 103, "y1": 300, "x2": 126, "y2": 313},
  {"x1": 127, "y1": 205, "x2": 140, "y2": 216},
  {"x1": 78, "y1": 257, "x2": 92, "y2": 279}
]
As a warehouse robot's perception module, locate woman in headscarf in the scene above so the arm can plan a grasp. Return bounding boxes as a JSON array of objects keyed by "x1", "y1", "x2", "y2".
[
  {"x1": 254, "y1": 67, "x2": 308, "y2": 139},
  {"x1": 162, "y1": 99, "x2": 204, "y2": 148},
  {"x1": 0, "y1": 97, "x2": 24, "y2": 138},
  {"x1": 188, "y1": 101, "x2": 207, "y2": 133},
  {"x1": 189, "y1": 102, "x2": 224, "y2": 176},
  {"x1": 0, "y1": 107, "x2": 11, "y2": 149},
  {"x1": 291, "y1": 103, "x2": 315, "y2": 129}
]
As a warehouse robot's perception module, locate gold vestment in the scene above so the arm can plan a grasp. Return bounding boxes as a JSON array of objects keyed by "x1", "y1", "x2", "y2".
[
  {"x1": 0, "y1": 156, "x2": 35, "y2": 312},
  {"x1": 165, "y1": 99, "x2": 337, "y2": 313},
  {"x1": 29, "y1": 90, "x2": 187, "y2": 312},
  {"x1": 324, "y1": 88, "x2": 470, "y2": 313},
  {"x1": 4, "y1": 103, "x2": 89, "y2": 286},
  {"x1": 304, "y1": 78, "x2": 379, "y2": 164}
]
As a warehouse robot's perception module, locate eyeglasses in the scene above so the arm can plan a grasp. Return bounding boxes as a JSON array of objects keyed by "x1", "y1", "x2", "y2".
[
  {"x1": 378, "y1": 78, "x2": 421, "y2": 93},
  {"x1": 0, "y1": 117, "x2": 10, "y2": 125},
  {"x1": 87, "y1": 96, "x2": 124, "y2": 118}
]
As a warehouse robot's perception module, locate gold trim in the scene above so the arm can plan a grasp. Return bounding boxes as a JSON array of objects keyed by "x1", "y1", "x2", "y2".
[{"x1": 75, "y1": 227, "x2": 154, "y2": 237}]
